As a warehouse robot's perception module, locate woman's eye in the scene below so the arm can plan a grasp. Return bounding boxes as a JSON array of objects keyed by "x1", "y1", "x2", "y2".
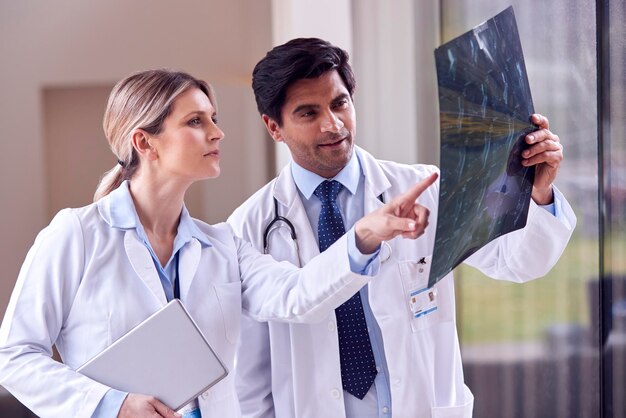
[
  {"x1": 189, "y1": 118, "x2": 201, "y2": 126},
  {"x1": 211, "y1": 117, "x2": 218, "y2": 124}
]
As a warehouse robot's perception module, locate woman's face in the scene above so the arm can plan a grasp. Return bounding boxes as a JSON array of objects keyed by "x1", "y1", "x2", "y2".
[{"x1": 149, "y1": 87, "x2": 224, "y2": 183}]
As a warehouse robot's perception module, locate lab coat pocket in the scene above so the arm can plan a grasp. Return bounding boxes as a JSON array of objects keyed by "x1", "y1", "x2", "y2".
[
  {"x1": 398, "y1": 257, "x2": 440, "y2": 333},
  {"x1": 213, "y1": 282, "x2": 242, "y2": 345},
  {"x1": 431, "y1": 403, "x2": 473, "y2": 418},
  {"x1": 431, "y1": 386, "x2": 474, "y2": 418}
]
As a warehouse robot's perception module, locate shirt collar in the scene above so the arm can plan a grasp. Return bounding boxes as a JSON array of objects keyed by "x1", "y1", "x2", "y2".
[
  {"x1": 290, "y1": 151, "x2": 361, "y2": 199},
  {"x1": 175, "y1": 206, "x2": 213, "y2": 248},
  {"x1": 106, "y1": 180, "x2": 212, "y2": 248}
]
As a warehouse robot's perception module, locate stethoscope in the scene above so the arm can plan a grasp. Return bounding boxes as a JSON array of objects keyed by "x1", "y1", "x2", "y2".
[
  {"x1": 262, "y1": 193, "x2": 389, "y2": 267},
  {"x1": 262, "y1": 197, "x2": 302, "y2": 265}
]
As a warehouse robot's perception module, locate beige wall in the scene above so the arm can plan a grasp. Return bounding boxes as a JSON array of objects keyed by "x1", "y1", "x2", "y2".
[
  {"x1": 43, "y1": 85, "x2": 115, "y2": 218},
  {"x1": 0, "y1": 1, "x2": 441, "y2": 319},
  {"x1": 0, "y1": 0, "x2": 273, "y2": 316}
]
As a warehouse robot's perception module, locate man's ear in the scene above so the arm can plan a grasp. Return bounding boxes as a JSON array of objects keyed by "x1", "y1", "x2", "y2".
[
  {"x1": 262, "y1": 115, "x2": 284, "y2": 143},
  {"x1": 131, "y1": 129, "x2": 158, "y2": 161}
]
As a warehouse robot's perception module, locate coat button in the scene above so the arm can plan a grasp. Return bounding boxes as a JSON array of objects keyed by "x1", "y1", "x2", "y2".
[
  {"x1": 328, "y1": 321, "x2": 336, "y2": 332},
  {"x1": 330, "y1": 388, "x2": 341, "y2": 399},
  {"x1": 201, "y1": 391, "x2": 209, "y2": 399}
]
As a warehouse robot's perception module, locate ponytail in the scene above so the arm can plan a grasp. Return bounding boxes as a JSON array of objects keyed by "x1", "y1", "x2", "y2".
[{"x1": 93, "y1": 164, "x2": 125, "y2": 201}]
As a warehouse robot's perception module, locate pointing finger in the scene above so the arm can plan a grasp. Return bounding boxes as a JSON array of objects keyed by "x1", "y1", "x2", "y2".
[{"x1": 400, "y1": 172, "x2": 438, "y2": 204}]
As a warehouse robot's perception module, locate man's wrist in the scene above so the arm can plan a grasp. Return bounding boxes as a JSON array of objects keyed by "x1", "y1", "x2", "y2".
[
  {"x1": 354, "y1": 220, "x2": 378, "y2": 254},
  {"x1": 532, "y1": 185, "x2": 554, "y2": 205}
]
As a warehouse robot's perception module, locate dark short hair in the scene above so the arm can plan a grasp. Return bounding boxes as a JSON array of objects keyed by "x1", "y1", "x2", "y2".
[{"x1": 252, "y1": 37, "x2": 356, "y2": 126}]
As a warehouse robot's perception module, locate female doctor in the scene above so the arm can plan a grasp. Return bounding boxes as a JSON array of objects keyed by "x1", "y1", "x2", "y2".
[{"x1": 0, "y1": 69, "x2": 436, "y2": 418}]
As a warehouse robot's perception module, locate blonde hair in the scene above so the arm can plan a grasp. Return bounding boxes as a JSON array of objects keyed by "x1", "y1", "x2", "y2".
[{"x1": 94, "y1": 69, "x2": 217, "y2": 201}]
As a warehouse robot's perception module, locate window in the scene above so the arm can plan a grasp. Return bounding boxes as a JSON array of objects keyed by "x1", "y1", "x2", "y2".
[{"x1": 440, "y1": 0, "x2": 610, "y2": 416}]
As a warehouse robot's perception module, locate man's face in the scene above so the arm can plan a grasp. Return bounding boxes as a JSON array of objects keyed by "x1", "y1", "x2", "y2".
[{"x1": 263, "y1": 70, "x2": 356, "y2": 178}]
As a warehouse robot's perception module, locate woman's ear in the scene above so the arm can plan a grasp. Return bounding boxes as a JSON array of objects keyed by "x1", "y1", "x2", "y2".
[{"x1": 131, "y1": 129, "x2": 158, "y2": 161}]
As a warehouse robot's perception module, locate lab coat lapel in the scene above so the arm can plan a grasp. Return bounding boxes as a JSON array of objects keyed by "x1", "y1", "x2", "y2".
[
  {"x1": 177, "y1": 239, "x2": 201, "y2": 300},
  {"x1": 273, "y1": 166, "x2": 319, "y2": 264},
  {"x1": 124, "y1": 231, "x2": 167, "y2": 305},
  {"x1": 357, "y1": 147, "x2": 392, "y2": 213}
]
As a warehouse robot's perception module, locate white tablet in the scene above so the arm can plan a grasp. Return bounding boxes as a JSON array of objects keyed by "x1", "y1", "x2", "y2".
[{"x1": 77, "y1": 299, "x2": 228, "y2": 410}]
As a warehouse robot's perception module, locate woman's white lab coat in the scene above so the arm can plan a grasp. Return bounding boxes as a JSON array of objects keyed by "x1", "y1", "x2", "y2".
[
  {"x1": 0, "y1": 183, "x2": 372, "y2": 418},
  {"x1": 228, "y1": 146, "x2": 577, "y2": 418}
]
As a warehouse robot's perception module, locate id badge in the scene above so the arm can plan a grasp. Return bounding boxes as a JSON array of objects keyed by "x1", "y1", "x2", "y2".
[{"x1": 409, "y1": 286, "x2": 438, "y2": 318}]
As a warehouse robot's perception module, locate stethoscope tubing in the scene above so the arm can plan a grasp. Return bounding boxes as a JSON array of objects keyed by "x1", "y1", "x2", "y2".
[
  {"x1": 262, "y1": 193, "x2": 387, "y2": 264},
  {"x1": 263, "y1": 197, "x2": 298, "y2": 253}
]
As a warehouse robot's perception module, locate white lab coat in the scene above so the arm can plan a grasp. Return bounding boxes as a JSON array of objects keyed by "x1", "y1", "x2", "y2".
[
  {"x1": 228, "y1": 146, "x2": 576, "y2": 418},
  {"x1": 0, "y1": 183, "x2": 373, "y2": 418}
]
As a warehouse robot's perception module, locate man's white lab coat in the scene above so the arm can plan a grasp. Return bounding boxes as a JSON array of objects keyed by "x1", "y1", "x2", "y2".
[{"x1": 228, "y1": 146, "x2": 576, "y2": 418}]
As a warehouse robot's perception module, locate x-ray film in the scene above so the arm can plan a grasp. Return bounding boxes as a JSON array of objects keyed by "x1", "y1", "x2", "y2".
[{"x1": 429, "y1": 6, "x2": 536, "y2": 287}]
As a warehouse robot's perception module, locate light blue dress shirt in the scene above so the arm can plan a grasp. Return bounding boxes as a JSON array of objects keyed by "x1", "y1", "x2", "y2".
[
  {"x1": 291, "y1": 154, "x2": 562, "y2": 418},
  {"x1": 291, "y1": 153, "x2": 393, "y2": 418},
  {"x1": 93, "y1": 172, "x2": 559, "y2": 417},
  {"x1": 93, "y1": 181, "x2": 211, "y2": 418},
  {"x1": 92, "y1": 180, "x2": 375, "y2": 417}
]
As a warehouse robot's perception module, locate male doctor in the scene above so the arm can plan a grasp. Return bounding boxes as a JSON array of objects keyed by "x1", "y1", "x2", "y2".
[{"x1": 228, "y1": 38, "x2": 576, "y2": 418}]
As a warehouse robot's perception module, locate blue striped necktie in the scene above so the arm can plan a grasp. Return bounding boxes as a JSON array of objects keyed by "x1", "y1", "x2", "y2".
[{"x1": 314, "y1": 180, "x2": 377, "y2": 400}]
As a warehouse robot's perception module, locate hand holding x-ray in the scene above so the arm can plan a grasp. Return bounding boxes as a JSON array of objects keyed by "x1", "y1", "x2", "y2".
[
  {"x1": 524, "y1": 113, "x2": 563, "y2": 205},
  {"x1": 430, "y1": 6, "x2": 539, "y2": 287}
]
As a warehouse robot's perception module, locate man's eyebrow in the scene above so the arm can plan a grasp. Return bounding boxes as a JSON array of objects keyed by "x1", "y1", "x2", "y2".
[
  {"x1": 291, "y1": 93, "x2": 350, "y2": 115},
  {"x1": 291, "y1": 103, "x2": 319, "y2": 115},
  {"x1": 332, "y1": 93, "x2": 350, "y2": 103}
]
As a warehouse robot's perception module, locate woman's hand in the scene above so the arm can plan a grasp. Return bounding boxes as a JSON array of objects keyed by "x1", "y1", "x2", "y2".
[
  {"x1": 118, "y1": 393, "x2": 181, "y2": 418},
  {"x1": 355, "y1": 172, "x2": 438, "y2": 254}
]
